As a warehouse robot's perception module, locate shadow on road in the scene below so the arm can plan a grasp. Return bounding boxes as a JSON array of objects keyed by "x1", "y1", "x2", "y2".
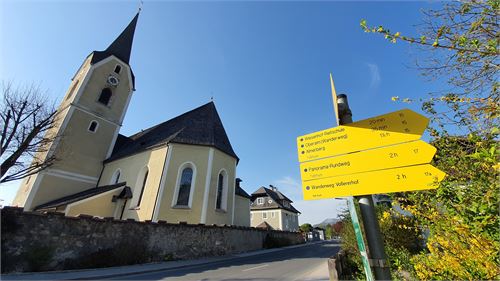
[{"x1": 107, "y1": 241, "x2": 339, "y2": 280}]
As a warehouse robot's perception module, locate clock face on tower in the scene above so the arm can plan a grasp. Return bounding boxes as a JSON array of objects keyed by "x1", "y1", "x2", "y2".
[{"x1": 107, "y1": 75, "x2": 120, "y2": 86}]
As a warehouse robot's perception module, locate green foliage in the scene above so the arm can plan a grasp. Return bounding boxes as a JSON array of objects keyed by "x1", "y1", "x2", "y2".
[
  {"x1": 362, "y1": 1, "x2": 499, "y2": 135},
  {"x1": 338, "y1": 210, "x2": 364, "y2": 280},
  {"x1": 360, "y1": 1, "x2": 500, "y2": 279},
  {"x1": 299, "y1": 223, "x2": 313, "y2": 233},
  {"x1": 325, "y1": 224, "x2": 333, "y2": 239}
]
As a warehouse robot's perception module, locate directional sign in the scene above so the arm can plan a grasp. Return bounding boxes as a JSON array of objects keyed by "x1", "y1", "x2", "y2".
[
  {"x1": 302, "y1": 164, "x2": 445, "y2": 200},
  {"x1": 300, "y1": 140, "x2": 436, "y2": 181},
  {"x1": 297, "y1": 109, "x2": 429, "y2": 162}
]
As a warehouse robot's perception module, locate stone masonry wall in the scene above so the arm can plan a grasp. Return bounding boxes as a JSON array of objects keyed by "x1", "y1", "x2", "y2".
[{"x1": 1, "y1": 207, "x2": 304, "y2": 273}]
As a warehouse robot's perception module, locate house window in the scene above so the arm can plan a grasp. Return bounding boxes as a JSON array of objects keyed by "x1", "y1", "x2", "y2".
[
  {"x1": 215, "y1": 170, "x2": 227, "y2": 210},
  {"x1": 271, "y1": 212, "x2": 275, "y2": 218},
  {"x1": 262, "y1": 212, "x2": 267, "y2": 219},
  {"x1": 98, "y1": 88, "x2": 112, "y2": 106},
  {"x1": 114, "y1": 65, "x2": 122, "y2": 74},
  {"x1": 257, "y1": 198, "x2": 264, "y2": 205},
  {"x1": 136, "y1": 168, "x2": 148, "y2": 207},
  {"x1": 111, "y1": 169, "x2": 121, "y2": 184},
  {"x1": 176, "y1": 167, "x2": 193, "y2": 206},
  {"x1": 88, "y1": 121, "x2": 99, "y2": 133}
]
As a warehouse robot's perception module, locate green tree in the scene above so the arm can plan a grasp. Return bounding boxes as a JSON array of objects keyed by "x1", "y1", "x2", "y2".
[
  {"x1": 360, "y1": 1, "x2": 499, "y2": 279},
  {"x1": 324, "y1": 224, "x2": 332, "y2": 239},
  {"x1": 361, "y1": 0, "x2": 498, "y2": 135},
  {"x1": 299, "y1": 223, "x2": 313, "y2": 233}
]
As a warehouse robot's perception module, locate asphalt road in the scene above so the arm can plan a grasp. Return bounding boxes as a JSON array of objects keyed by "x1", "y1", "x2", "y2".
[{"x1": 107, "y1": 241, "x2": 340, "y2": 281}]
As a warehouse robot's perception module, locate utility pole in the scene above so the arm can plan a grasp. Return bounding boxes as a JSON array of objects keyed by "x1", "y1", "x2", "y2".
[{"x1": 336, "y1": 94, "x2": 392, "y2": 280}]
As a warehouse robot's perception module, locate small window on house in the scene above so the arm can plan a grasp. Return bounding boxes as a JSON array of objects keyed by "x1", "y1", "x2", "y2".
[
  {"x1": 98, "y1": 88, "x2": 112, "y2": 106},
  {"x1": 257, "y1": 198, "x2": 264, "y2": 205},
  {"x1": 176, "y1": 167, "x2": 193, "y2": 206},
  {"x1": 136, "y1": 170, "x2": 148, "y2": 207},
  {"x1": 271, "y1": 212, "x2": 275, "y2": 218},
  {"x1": 88, "y1": 121, "x2": 99, "y2": 133},
  {"x1": 66, "y1": 80, "x2": 79, "y2": 100},
  {"x1": 262, "y1": 212, "x2": 267, "y2": 219},
  {"x1": 114, "y1": 65, "x2": 122, "y2": 74}
]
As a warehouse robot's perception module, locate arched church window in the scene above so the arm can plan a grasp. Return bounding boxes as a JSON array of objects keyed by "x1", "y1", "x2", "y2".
[
  {"x1": 215, "y1": 170, "x2": 227, "y2": 210},
  {"x1": 114, "y1": 65, "x2": 122, "y2": 74},
  {"x1": 98, "y1": 88, "x2": 112, "y2": 106},
  {"x1": 136, "y1": 168, "x2": 148, "y2": 207},
  {"x1": 88, "y1": 121, "x2": 99, "y2": 133},
  {"x1": 176, "y1": 167, "x2": 193, "y2": 206}
]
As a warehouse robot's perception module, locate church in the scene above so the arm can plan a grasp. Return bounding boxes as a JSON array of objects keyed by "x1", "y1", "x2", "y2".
[{"x1": 12, "y1": 12, "x2": 252, "y2": 226}]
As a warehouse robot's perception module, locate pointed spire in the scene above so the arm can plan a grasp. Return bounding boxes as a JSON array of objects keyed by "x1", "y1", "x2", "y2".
[{"x1": 104, "y1": 12, "x2": 139, "y2": 64}]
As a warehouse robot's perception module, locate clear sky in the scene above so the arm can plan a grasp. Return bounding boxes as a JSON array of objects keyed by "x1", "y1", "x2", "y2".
[{"x1": 0, "y1": 0, "x2": 445, "y2": 224}]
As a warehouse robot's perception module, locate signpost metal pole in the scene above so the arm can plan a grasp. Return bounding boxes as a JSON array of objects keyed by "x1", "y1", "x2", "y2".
[{"x1": 337, "y1": 94, "x2": 392, "y2": 280}]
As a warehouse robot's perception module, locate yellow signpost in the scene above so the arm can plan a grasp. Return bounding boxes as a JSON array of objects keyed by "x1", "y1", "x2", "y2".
[
  {"x1": 300, "y1": 140, "x2": 437, "y2": 181},
  {"x1": 297, "y1": 109, "x2": 429, "y2": 163},
  {"x1": 302, "y1": 164, "x2": 446, "y2": 200}
]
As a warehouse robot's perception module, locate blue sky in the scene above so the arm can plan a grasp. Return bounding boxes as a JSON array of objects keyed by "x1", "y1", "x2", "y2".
[{"x1": 0, "y1": 1, "x2": 446, "y2": 224}]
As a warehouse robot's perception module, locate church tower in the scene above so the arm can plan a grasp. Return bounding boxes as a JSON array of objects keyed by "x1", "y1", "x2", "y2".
[{"x1": 13, "y1": 13, "x2": 140, "y2": 210}]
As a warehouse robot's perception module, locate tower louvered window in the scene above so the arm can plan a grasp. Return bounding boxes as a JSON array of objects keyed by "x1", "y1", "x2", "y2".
[{"x1": 98, "y1": 88, "x2": 112, "y2": 106}]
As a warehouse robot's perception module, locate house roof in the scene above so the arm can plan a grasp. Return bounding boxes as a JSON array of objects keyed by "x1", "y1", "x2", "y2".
[
  {"x1": 106, "y1": 102, "x2": 238, "y2": 162},
  {"x1": 34, "y1": 182, "x2": 128, "y2": 210},
  {"x1": 250, "y1": 187, "x2": 300, "y2": 214},
  {"x1": 91, "y1": 12, "x2": 139, "y2": 65},
  {"x1": 89, "y1": 13, "x2": 139, "y2": 89},
  {"x1": 235, "y1": 185, "x2": 251, "y2": 199},
  {"x1": 255, "y1": 221, "x2": 274, "y2": 230}
]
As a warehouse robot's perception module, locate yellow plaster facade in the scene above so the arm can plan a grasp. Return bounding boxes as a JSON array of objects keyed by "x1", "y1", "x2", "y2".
[{"x1": 13, "y1": 13, "x2": 251, "y2": 227}]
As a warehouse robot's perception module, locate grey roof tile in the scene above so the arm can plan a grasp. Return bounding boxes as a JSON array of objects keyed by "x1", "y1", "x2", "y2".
[
  {"x1": 106, "y1": 102, "x2": 238, "y2": 162},
  {"x1": 34, "y1": 182, "x2": 128, "y2": 210}
]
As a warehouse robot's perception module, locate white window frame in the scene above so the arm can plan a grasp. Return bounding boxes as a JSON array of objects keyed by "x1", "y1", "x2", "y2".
[
  {"x1": 171, "y1": 162, "x2": 197, "y2": 208},
  {"x1": 87, "y1": 120, "x2": 99, "y2": 133},
  {"x1": 110, "y1": 169, "x2": 121, "y2": 184},
  {"x1": 257, "y1": 197, "x2": 264, "y2": 205},
  {"x1": 271, "y1": 211, "x2": 275, "y2": 218},
  {"x1": 262, "y1": 212, "x2": 267, "y2": 219},
  {"x1": 214, "y1": 169, "x2": 228, "y2": 211},
  {"x1": 133, "y1": 166, "x2": 149, "y2": 207}
]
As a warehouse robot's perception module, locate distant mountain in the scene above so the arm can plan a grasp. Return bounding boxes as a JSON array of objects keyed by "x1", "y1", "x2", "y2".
[{"x1": 314, "y1": 218, "x2": 340, "y2": 228}]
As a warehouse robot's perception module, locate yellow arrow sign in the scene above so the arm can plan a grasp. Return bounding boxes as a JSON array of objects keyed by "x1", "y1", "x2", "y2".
[
  {"x1": 302, "y1": 164, "x2": 445, "y2": 200},
  {"x1": 297, "y1": 109, "x2": 429, "y2": 162},
  {"x1": 300, "y1": 140, "x2": 436, "y2": 181}
]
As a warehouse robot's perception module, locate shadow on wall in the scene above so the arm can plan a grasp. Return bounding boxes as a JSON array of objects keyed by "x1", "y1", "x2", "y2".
[{"x1": 1, "y1": 207, "x2": 304, "y2": 273}]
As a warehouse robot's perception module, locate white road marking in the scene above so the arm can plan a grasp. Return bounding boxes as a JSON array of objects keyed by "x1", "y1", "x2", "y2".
[{"x1": 241, "y1": 264, "x2": 269, "y2": 272}]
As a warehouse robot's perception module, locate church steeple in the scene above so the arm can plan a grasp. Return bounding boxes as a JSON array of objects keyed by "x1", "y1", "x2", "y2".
[
  {"x1": 91, "y1": 12, "x2": 139, "y2": 65},
  {"x1": 104, "y1": 12, "x2": 139, "y2": 64}
]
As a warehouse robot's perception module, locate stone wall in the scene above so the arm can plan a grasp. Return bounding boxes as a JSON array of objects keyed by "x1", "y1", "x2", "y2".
[{"x1": 1, "y1": 207, "x2": 304, "y2": 273}]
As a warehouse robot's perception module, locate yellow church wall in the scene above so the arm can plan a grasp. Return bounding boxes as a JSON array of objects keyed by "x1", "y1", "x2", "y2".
[
  {"x1": 53, "y1": 109, "x2": 116, "y2": 176},
  {"x1": 65, "y1": 188, "x2": 122, "y2": 217},
  {"x1": 204, "y1": 149, "x2": 236, "y2": 225},
  {"x1": 77, "y1": 57, "x2": 132, "y2": 124},
  {"x1": 98, "y1": 146, "x2": 168, "y2": 221},
  {"x1": 234, "y1": 195, "x2": 251, "y2": 227},
  {"x1": 27, "y1": 174, "x2": 95, "y2": 210},
  {"x1": 157, "y1": 143, "x2": 210, "y2": 224}
]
